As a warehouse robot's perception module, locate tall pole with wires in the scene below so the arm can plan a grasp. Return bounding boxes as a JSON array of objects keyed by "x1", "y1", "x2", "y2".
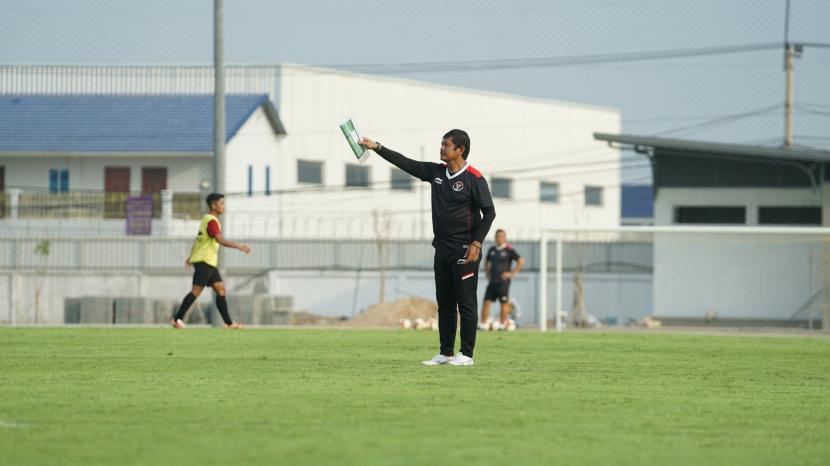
[
  {"x1": 213, "y1": 0, "x2": 226, "y2": 276},
  {"x1": 213, "y1": 0, "x2": 225, "y2": 195},
  {"x1": 783, "y1": 0, "x2": 794, "y2": 148}
]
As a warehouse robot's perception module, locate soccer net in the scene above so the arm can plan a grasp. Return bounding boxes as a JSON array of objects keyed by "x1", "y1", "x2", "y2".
[{"x1": 535, "y1": 226, "x2": 830, "y2": 332}]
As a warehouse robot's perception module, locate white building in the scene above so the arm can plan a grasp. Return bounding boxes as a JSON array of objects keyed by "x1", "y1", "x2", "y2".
[
  {"x1": 595, "y1": 133, "x2": 830, "y2": 326},
  {"x1": 0, "y1": 94, "x2": 284, "y2": 236},
  {"x1": 0, "y1": 64, "x2": 621, "y2": 239}
]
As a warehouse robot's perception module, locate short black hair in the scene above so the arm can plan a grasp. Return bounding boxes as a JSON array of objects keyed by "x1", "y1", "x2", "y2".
[
  {"x1": 496, "y1": 229, "x2": 506, "y2": 236},
  {"x1": 206, "y1": 193, "x2": 224, "y2": 209},
  {"x1": 443, "y1": 129, "x2": 470, "y2": 159}
]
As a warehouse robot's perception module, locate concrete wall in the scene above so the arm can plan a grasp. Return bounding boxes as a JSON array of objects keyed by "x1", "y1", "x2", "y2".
[
  {"x1": 653, "y1": 187, "x2": 824, "y2": 319},
  {"x1": 270, "y1": 269, "x2": 651, "y2": 326},
  {"x1": 653, "y1": 233, "x2": 822, "y2": 319},
  {"x1": 0, "y1": 270, "x2": 268, "y2": 325},
  {"x1": 0, "y1": 268, "x2": 652, "y2": 326}
]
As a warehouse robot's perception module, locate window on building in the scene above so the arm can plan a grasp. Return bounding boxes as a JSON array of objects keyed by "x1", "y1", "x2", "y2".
[
  {"x1": 758, "y1": 206, "x2": 821, "y2": 225},
  {"x1": 247, "y1": 165, "x2": 253, "y2": 196},
  {"x1": 674, "y1": 206, "x2": 746, "y2": 224},
  {"x1": 346, "y1": 164, "x2": 371, "y2": 188},
  {"x1": 265, "y1": 166, "x2": 271, "y2": 196},
  {"x1": 585, "y1": 186, "x2": 603, "y2": 206},
  {"x1": 104, "y1": 167, "x2": 131, "y2": 219},
  {"x1": 491, "y1": 177, "x2": 512, "y2": 199},
  {"x1": 140, "y1": 167, "x2": 167, "y2": 218},
  {"x1": 390, "y1": 168, "x2": 412, "y2": 191},
  {"x1": 540, "y1": 181, "x2": 559, "y2": 203},
  {"x1": 49, "y1": 168, "x2": 69, "y2": 193},
  {"x1": 104, "y1": 167, "x2": 130, "y2": 193},
  {"x1": 141, "y1": 167, "x2": 167, "y2": 194},
  {"x1": 298, "y1": 160, "x2": 324, "y2": 184}
]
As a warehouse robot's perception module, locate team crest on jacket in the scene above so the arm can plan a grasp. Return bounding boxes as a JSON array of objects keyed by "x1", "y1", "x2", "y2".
[{"x1": 452, "y1": 181, "x2": 464, "y2": 192}]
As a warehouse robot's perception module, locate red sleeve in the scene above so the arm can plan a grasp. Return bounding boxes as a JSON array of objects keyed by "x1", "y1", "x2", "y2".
[{"x1": 206, "y1": 219, "x2": 221, "y2": 238}]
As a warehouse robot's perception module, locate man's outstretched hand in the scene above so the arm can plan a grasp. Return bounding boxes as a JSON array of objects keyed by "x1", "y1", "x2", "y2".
[{"x1": 359, "y1": 137, "x2": 380, "y2": 151}]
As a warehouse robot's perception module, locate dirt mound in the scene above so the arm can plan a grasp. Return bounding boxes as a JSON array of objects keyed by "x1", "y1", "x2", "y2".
[
  {"x1": 348, "y1": 297, "x2": 438, "y2": 327},
  {"x1": 291, "y1": 311, "x2": 346, "y2": 326}
]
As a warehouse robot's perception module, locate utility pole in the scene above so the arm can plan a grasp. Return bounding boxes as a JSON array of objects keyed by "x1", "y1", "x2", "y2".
[
  {"x1": 784, "y1": 43, "x2": 794, "y2": 148},
  {"x1": 783, "y1": 0, "x2": 794, "y2": 148},
  {"x1": 213, "y1": 0, "x2": 227, "y2": 285},
  {"x1": 213, "y1": 0, "x2": 225, "y2": 194}
]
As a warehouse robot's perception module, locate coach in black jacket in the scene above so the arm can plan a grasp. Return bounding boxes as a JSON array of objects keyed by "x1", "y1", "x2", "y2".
[{"x1": 360, "y1": 130, "x2": 496, "y2": 366}]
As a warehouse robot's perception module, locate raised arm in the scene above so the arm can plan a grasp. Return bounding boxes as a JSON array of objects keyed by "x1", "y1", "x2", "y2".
[{"x1": 359, "y1": 137, "x2": 431, "y2": 181}]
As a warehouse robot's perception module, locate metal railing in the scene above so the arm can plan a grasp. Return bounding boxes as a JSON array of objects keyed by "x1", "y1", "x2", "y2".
[
  {"x1": 0, "y1": 237, "x2": 652, "y2": 274},
  {"x1": 2, "y1": 190, "x2": 205, "y2": 220}
]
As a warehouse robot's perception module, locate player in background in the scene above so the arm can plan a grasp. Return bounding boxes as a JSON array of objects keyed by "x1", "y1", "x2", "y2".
[
  {"x1": 170, "y1": 193, "x2": 251, "y2": 329},
  {"x1": 480, "y1": 229, "x2": 525, "y2": 330},
  {"x1": 360, "y1": 130, "x2": 496, "y2": 366}
]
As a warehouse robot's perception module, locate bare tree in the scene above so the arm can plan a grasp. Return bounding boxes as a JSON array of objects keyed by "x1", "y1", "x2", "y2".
[
  {"x1": 33, "y1": 240, "x2": 50, "y2": 324},
  {"x1": 373, "y1": 210, "x2": 392, "y2": 303},
  {"x1": 570, "y1": 265, "x2": 588, "y2": 328}
]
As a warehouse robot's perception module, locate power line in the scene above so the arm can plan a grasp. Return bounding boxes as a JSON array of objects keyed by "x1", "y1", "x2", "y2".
[
  {"x1": 331, "y1": 43, "x2": 782, "y2": 74},
  {"x1": 0, "y1": 43, "x2": 783, "y2": 75},
  {"x1": 0, "y1": 1, "x2": 667, "y2": 20},
  {"x1": 795, "y1": 103, "x2": 830, "y2": 118},
  {"x1": 653, "y1": 103, "x2": 783, "y2": 137}
]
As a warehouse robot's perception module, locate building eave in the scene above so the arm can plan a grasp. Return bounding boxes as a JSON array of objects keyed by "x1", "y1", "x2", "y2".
[
  {"x1": 0, "y1": 151, "x2": 212, "y2": 158},
  {"x1": 594, "y1": 133, "x2": 830, "y2": 163}
]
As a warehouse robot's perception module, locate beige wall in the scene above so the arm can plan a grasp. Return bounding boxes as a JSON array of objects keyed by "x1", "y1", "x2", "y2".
[{"x1": 0, "y1": 155, "x2": 210, "y2": 192}]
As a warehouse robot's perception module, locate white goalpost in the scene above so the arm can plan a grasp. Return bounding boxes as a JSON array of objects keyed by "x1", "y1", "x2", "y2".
[{"x1": 538, "y1": 225, "x2": 830, "y2": 332}]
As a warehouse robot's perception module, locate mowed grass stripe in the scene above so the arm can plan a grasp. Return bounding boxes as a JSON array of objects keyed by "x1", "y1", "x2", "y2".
[{"x1": 1, "y1": 328, "x2": 828, "y2": 466}]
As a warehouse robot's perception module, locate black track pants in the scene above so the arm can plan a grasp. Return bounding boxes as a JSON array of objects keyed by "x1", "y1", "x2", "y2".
[{"x1": 433, "y1": 249, "x2": 480, "y2": 358}]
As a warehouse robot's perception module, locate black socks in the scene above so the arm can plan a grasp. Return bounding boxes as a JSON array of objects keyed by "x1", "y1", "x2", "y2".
[{"x1": 174, "y1": 292, "x2": 197, "y2": 321}]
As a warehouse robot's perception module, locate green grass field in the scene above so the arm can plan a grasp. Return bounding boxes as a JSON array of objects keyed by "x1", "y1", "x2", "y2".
[{"x1": 1, "y1": 328, "x2": 829, "y2": 466}]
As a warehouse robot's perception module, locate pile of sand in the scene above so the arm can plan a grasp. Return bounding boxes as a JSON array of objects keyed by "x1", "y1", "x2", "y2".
[
  {"x1": 347, "y1": 297, "x2": 438, "y2": 328},
  {"x1": 291, "y1": 311, "x2": 346, "y2": 326}
]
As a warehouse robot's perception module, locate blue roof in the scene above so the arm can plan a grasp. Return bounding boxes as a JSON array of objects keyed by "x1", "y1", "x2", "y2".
[
  {"x1": 621, "y1": 184, "x2": 654, "y2": 218},
  {"x1": 0, "y1": 94, "x2": 283, "y2": 153}
]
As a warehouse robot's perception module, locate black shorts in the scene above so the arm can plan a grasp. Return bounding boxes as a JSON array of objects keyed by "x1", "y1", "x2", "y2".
[
  {"x1": 484, "y1": 281, "x2": 510, "y2": 303},
  {"x1": 192, "y1": 262, "x2": 222, "y2": 287}
]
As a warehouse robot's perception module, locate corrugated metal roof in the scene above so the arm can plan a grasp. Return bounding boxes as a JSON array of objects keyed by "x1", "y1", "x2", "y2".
[
  {"x1": 0, "y1": 94, "x2": 284, "y2": 153},
  {"x1": 594, "y1": 133, "x2": 830, "y2": 163}
]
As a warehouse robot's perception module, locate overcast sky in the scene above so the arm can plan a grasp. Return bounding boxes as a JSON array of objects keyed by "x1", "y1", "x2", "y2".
[{"x1": 1, "y1": 0, "x2": 829, "y2": 181}]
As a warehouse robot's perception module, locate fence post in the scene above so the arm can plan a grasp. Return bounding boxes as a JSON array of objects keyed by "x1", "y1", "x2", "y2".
[
  {"x1": 161, "y1": 190, "x2": 172, "y2": 236},
  {"x1": 555, "y1": 236, "x2": 563, "y2": 333},
  {"x1": 538, "y1": 231, "x2": 547, "y2": 332},
  {"x1": 9, "y1": 189, "x2": 20, "y2": 220}
]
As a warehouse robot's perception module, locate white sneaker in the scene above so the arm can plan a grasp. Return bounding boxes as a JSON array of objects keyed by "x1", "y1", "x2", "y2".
[
  {"x1": 448, "y1": 352, "x2": 474, "y2": 366},
  {"x1": 421, "y1": 354, "x2": 454, "y2": 366}
]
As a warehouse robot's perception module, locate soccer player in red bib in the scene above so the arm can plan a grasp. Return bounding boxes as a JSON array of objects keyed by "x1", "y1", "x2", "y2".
[
  {"x1": 170, "y1": 193, "x2": 251, "y2": 329},
  {"x1": 360, "y1": 130, "x2": 496, "y2": 366}
]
